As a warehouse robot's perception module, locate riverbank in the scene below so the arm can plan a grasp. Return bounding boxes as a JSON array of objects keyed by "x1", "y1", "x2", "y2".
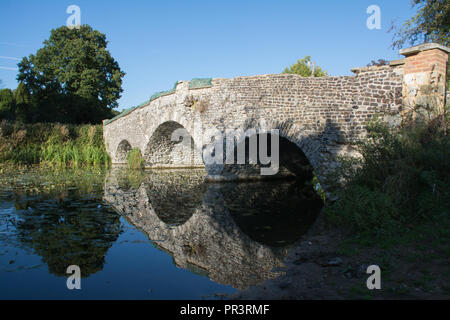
[
  {"x1": 232, "y1": 209, "x2": 450, "y2": 299},
  {"x1": 234, "y1": 117, "x2": 450, "y2": 299},
  {"x1": 0, "y1": 121, "x2": 110, "y2": 168}
]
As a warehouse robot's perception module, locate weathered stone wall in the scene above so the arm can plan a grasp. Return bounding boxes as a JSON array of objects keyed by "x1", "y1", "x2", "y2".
[
  {"x1": 103, "y1": 43, "x2": 449, "y2": 184},
  {"x1": 143, "y1": 121, "x2": 203, "y2": 168}
]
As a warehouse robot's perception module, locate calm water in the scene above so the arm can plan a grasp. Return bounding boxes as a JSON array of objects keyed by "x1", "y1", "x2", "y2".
[{"x1": 0, "y1": 167, "x2": 322, "y2": 299}]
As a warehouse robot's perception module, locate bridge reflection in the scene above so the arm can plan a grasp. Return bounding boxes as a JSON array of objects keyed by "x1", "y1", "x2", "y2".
[{"x1": 103, "y1": 167, "x2": 322, "y2": 290}]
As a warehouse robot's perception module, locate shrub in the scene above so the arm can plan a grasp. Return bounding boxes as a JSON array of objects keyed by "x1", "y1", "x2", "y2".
[
  {"x1": 324, "y1": 117, "x2": 450, "y2": 233},
  {"x1": 127, "y1": 148, "x2": 144, "y2": 169}
]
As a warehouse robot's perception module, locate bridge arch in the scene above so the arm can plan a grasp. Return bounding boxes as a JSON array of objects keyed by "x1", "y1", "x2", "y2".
[
  {"x1": 221, "y1": 127, "x2": 316, "y2": 181},
  {"x1": 115, "y1": 140, "x2": 132, "y2": 162},
  {"x1": 144, "y1": 120, "x2": 204, "y2": 168}
]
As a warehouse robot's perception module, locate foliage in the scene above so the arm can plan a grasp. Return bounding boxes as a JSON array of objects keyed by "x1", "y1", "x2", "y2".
[
  {"x1": 282, "y1": 56, "x2": 327, "y2": 77},
  {"x1": 390, "y1": 0, "x2": 449, "y2": 49},
  {"x1": 312, "y1": 174, "x2": 326, "y2": 202},
  {"x1": 0, "y1": 121, "x2": 110, "y2": 168},
  {"x1": 390, "y1": 0, "x2": 450, "y2": 88},
  {"x1": 367, "y1": 59, "x2": 389, "y2": 66},
  {"x1": 325, "y1": 117, "x2": 450, "y2": 233},
  {"x1": 13, "y1": 82, "x2": 33, "y2": 123},
  {"x1": 17, "y1": 25, "x2": 125, "y2": 124},
  {"x1": 127, "y1": 147, "x2": 144, "y2": 169},
  {"x1": 0, "y1": 89, "x2": 15, "y2": 119}
]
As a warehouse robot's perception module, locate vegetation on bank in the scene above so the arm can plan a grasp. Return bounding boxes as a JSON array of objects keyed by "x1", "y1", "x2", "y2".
[
  {"x1": 0, "y1": 121, "x2": 110, "y2": 168},
  {"x1": 324, "y1": 115, "x2": 450, "y2": 237},
  {"x1": 320, "y1": 113, "x2": 450, "y2": 299},
  {"x1": 127, "y1": 147, "x2": 144, "y2": 169}
]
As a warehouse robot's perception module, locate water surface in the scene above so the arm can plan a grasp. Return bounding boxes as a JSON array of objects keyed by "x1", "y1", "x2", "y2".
[{"x1": 0, "y1": 167, "x2": 322, "y2": 299}]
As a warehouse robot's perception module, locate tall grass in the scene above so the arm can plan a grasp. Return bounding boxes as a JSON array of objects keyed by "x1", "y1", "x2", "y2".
[
  {"x1": 324, "y1": 115, "x2": 450, "y2": 233},
  {"x1": 0, "y1": 120, "x2": 110, "y2": 168},
  {"x1": 127, "y1": 147, "x2": 144, "y2": 169}
]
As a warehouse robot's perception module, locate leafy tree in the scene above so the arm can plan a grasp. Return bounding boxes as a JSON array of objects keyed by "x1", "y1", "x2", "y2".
[
  {"x1": 282, "y1": 56, "x2": 327, "y2": 77},
  {"x1": 17, "y1": 25, "x2": 125, "y2": 124},
  {"x1": 13, "y1": 82, "x2": 33, "y2": 123},
  {"x1": 390, "y1": 0, "x2": 449, "y2": 97},
  {"x1": 390, "y1": 0, "x2": 449, "y2": 49},
  {"x1": 0, "y1": 88, "x2": 15, "y2": 119}
]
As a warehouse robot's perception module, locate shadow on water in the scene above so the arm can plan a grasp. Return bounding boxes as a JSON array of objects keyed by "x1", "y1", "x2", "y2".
[
  {"x1": 220, "y1": 180, "x2": 323, "y2": 247},
  {"x1": 104, "y1": 167, "x2": 323, "y2": 290}
]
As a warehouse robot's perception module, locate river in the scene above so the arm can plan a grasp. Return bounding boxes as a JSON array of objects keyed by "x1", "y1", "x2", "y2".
[{"x1": 0, "y1": 167, "x2": 322, "y2": 299}]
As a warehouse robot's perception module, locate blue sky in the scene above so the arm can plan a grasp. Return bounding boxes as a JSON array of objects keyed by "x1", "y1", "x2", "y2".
[{"x1": 0, "y1": 0, "x2": 416, "y2": 111}]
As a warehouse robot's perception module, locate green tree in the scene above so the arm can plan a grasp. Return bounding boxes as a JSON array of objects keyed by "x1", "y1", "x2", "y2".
[
  {"x1": 0, "y1": 88, "x2": 15, "y2": 119},
  {"x1": 17, "y1": 25, "x2": 125, "y2": 124},
  {"x1": 13, "y1": 82, "x2": 33, "y2": 123},
  {"x1": 282, "y1": 56, "x2": 327, "y2": 77},
  {"x1": 390, "y1": 0, "x2": 449, "y2": 49}
]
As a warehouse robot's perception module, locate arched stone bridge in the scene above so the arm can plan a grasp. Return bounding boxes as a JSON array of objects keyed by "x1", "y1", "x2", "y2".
[{"x1": 103, "y1": 43, "x2": 449, "y2": 185}]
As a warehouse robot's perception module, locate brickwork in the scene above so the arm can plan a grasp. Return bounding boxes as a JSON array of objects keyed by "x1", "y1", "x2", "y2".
[{"x1": 400, "y1": 43, "x2": 449, "y2": 118}]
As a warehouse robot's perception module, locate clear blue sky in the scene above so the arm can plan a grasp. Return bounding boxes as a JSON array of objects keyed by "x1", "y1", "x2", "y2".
[{"x1": 0, "y1": 0, "x2": 416, "y2": 111}]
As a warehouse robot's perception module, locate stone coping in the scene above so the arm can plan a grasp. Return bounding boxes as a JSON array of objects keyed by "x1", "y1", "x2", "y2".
[
  {"x1": 350, "y1": 64, "x2": 394, "y2": 74},
  {"x1": 400, "y1": 43, "x2": 450, "y2": 56},
  {"x1": 390, "y1": 59, "x2": 405, "y2": 66}
]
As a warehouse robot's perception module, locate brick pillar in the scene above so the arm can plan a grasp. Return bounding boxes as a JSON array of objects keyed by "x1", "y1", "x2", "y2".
[{"x1": 400, "y1": 43, "x2": 449, "y2": 120}]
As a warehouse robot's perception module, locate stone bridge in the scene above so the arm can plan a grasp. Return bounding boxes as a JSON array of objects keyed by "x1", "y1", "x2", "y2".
[{"x1": 103, "y1": 43, "x2": 449, "y2": 185}]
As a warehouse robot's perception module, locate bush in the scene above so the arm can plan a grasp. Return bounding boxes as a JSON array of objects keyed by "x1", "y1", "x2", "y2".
[{"x1": 324, "y1": 117, "x2": 450, "y2": 233}]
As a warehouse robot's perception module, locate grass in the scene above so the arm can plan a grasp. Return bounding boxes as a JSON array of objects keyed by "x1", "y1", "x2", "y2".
[
  {"x1": 0, "y1": 120, "x2": 110, "y2": 168},
  {"x1": 127, "y1": 147, "x2": 144, "y2": 169}
]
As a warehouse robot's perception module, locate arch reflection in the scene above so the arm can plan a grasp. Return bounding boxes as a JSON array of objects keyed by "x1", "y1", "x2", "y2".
[{"x1": 104, "y1": 167, "x2": 322, "y2": 289}]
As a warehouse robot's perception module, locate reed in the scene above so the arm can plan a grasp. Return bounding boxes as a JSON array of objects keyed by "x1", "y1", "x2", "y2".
[
  {"x1": 0, "y1": 120, "x2": 110, "y2": 168},
  {"x1": 127, "y1": 147, "x2": 144, "y2": 169}
]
